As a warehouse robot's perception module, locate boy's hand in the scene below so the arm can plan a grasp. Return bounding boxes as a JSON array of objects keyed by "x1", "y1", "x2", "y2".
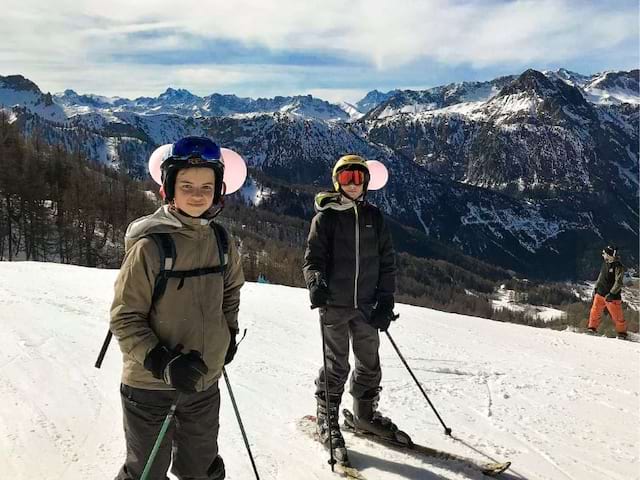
[
  {"x1": 309, "y1": 272, "x2": 330, "y2": 308},
  {"x1": 369, "y1": 295, "x2": 397, "y2": 331},
  {"x1": 224, "y1": 328, "x2": 239, "y2": 365},
  {"x1": 144, "y1": 343, "x2": 209, "y2": 393}
]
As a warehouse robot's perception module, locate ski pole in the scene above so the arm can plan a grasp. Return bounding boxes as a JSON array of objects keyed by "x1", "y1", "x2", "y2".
[
  {"x1": 385, "y1": 330, "x2": 452, "y2": 436},
  {"x1": 94, "y1": 330, "x2": 112, "y2": 369},
  {"x1": 223, "y1": 367, "x2": 261, "y2": 480},
  {"x1": 320, "y1": 320, "x2": 337, "y2": 471},
  {"x1": 140, "y1": 393, "x2": 181, "y2": 480}
]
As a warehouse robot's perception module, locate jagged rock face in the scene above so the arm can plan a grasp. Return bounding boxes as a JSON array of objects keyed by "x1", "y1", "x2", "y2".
[
  {"x1": 3, "y1": 69, "x2": 638, "y2": 278},
  {"x1": 356, "y1": 89, "x2": 398, "y2": 113},
  {"x1": 365, "y1": 69, "x2": 638, "y2": 199},
  {"x1": 584, "y1": 70, "x2": 640, "y2": 104},
  {"x1": 364, "y1": 76, "x2": 516, "y2": 120},
  {"x1": 0, "y1": 75, "x2": 41, "y2": 92}
]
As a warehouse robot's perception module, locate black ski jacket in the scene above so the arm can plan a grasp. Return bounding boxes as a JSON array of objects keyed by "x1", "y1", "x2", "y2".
[
  {"x1": 595, "y1": 259, "x2": 625, "y2": 300},
  {"x1": 303, "y1": 192, "x2": 396, "y2": 315}
]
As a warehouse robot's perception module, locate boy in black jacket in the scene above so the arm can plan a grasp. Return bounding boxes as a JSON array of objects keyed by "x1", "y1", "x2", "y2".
[{"x1": 303, "y1": 155, "x2": 399, "y2": 460}]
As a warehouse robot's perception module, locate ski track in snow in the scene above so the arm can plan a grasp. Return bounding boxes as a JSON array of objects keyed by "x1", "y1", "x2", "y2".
[{"x1": 0, "y1": 262, "x2": 639, "y2": 479}]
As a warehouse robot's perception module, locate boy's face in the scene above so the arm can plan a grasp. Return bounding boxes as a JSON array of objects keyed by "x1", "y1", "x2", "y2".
[
  {"x1": 602, "y1": 252, "x2": 615, "y2": 264},
  {"x1": 340, "y1": 177, "x2": 364, "y2": 200},
  {"x1": 342, "y1": 182, "x2": 364, "y2": 200},
  {"x1": 173, "y1": 167, "x2": 216, "y2": 217}
]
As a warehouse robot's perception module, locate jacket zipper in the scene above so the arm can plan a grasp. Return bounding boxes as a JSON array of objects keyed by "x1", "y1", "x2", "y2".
[
  {"x1": 354, "y1": 204, "x2": 360, "y2": 308},
  {"x1": 199, "y1": 225, "x2": 206, "y2": 391}
]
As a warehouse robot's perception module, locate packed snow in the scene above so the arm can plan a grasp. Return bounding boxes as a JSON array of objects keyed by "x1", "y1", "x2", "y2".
[{"x1": 0, "y1": 262, "x2": 638, "y2": 480}]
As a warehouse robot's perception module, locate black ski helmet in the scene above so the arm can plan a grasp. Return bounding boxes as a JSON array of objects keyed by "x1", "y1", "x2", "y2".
[{"x1": 161, "y1": 136, "x2": 225, "y2": 204}]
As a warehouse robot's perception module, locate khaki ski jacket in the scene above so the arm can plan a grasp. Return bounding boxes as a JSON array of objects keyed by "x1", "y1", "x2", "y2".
[{"x1": 110, "y1": 205, "x2": 244, "y2": 391}]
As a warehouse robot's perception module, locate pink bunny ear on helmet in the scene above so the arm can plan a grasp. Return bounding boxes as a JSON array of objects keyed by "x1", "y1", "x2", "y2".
[
  {"x1": 148, "y1": 144, "x2": 173, "y2": 185},
  {"x1": 366, "y1": 160, "x2": 389, "y2": 190},
  {"x1": 221, "y1": 148, "x2": 247, "y2": 194}
]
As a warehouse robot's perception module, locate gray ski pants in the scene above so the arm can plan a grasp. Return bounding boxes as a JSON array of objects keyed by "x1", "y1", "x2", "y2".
[
  {"x1": 115, "y1": 382, "x2": 223, "y2": 480},
  {"x1": 315, "y1": 306, "x2": 381, "y2": 400}
]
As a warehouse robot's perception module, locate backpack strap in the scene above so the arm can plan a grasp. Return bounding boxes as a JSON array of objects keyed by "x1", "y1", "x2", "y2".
[
  {"x1": 148, "y1": 233, "x2": 177, "y2": 304},
  {"x1": 147, "y1": 223, "x2": 230, "y2": 303},
  {"x1": 211, "y1": 222, "x2": 229, "y2": 268}
]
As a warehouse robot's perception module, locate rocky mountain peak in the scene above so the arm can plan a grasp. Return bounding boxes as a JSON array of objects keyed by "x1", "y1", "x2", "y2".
[{"x1": 0, "y1": 75, "x2": 42, "y2": 93}]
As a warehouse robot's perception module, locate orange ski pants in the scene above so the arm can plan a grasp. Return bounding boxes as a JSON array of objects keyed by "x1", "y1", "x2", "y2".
[{"x1": 588, "y1": 294, "x2": 626, "y2": 333}]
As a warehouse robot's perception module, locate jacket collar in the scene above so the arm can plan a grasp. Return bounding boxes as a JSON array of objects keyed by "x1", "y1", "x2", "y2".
[
  {"x1": 314, "y1": 191, "x2": 364, "y2": 213},
  {"x1": 168, "y1": 205, "x2": 214, "y2": 228}
]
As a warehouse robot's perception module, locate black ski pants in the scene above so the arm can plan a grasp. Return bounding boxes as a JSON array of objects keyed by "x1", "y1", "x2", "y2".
[
  {"x1": 315, "y1": 306, "x2": 382, "y2": 401},
  {"x1": 115, "y1": 382, "x2": 224, "y2": 480}
]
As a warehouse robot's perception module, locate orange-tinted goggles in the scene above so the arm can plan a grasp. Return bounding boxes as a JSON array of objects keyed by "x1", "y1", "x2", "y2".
[{"x1": 337, "y1": 169, "x2": 365, "y2": 186}]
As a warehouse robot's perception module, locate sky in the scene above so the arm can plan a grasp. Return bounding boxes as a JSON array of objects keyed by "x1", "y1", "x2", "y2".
[{"x1": 1, "y1": 0, "x2": 638, "y2": 104}]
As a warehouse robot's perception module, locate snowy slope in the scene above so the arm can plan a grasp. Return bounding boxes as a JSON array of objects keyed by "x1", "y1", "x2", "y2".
[{"x1": 0, "y1": 262, "x2": 638, "y2": 480}]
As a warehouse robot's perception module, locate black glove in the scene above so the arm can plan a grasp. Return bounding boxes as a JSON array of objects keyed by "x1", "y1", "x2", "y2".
[
  {"x1": 309, "y1": 272, "x2": 330, "y2": 308},
  {"x1": 369, "y1": 295, "x2": 397, "y2": 331},
  {"x1": 224, "y1": 328, "x2": 239, "y2": 365},
  {"x1": 605, "y1": 293, "x2": 615, "y2": 302},
  {"x1": 144, "y1": 344, "x2": 209, "y2": 393}
]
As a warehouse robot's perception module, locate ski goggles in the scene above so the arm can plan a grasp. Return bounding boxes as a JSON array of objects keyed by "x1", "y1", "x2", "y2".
[
  {"x1": 336, "y1": 169, "x2": 366, "y2": 186},
  {"x1": 169, "y1": 136, "x2": 222, "y2": 164}
]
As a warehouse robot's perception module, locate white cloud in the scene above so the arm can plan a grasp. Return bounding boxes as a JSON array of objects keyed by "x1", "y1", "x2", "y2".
[
  {"x1": 0, "y1": 0, "x2": 637, "y2": 98},
  {"x1": 12, "y1": 63, "x2": 299, "y2": 98}
]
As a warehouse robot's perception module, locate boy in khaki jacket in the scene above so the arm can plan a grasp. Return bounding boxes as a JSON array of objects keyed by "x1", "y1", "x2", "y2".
[{"x1": 110, "y1": 137, "x2": 244, "y2": 480}]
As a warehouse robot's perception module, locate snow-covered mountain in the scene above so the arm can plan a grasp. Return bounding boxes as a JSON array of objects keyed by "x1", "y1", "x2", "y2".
[
  {"x1": 354, "y1": 89, "x2": 399, "y2": 113},
  {"x1": 359, "y1": 69, "x2": 639, "y2": 117},
  {"x1": 364, "y1": 69, "x2": 638, "y2": 199},
  {"x1": 338, "y1": 101, "x2": 364, "y2": 121},
  {"x1": 547, "y1": 68, "x2": 640, "y2": 105},
  {"x1": 2, "y1": 69, "x2": 638, "y2": 278},
  {"x1": 362, "y1": 77, "x2": 516, "y2": 120},
  {"x1": 0, "y1": 75, "x2": 66, "y2": 123},
  {"x1": 583, "y1": 70, "x2": 640, "y2": 105},
  {"x1": 53, "y1": 88, "x2": 350, "y2": 121},
  {"x1": 1, "y1": 261, "x2": 638, "y2": 479}
]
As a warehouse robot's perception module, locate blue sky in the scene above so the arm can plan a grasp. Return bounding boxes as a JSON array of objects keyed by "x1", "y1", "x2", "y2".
[{"x1": 1, "y1": 0, "x2": 638, "y2": 104}]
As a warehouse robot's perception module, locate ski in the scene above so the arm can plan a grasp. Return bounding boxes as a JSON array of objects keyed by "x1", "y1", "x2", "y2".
[
  {"x1": 297, "y1": 415, "x2": 367, "y2": 479},
  {"x1": 342, "y1": 409, "x2": 511, "y2": 477},
  {"x1": 583, "y1": 329, "x2": 640, "y2": 342}
]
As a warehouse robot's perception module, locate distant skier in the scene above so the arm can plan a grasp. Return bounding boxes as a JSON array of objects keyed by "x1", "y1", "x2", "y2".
[
  {"x1": 303, "y1": 154, "x2": 401, "y2": 462},
  {"x1": 110, "y1": 136, "x2": 244, "y2": 480},
  {"x1": 587, "y1": 245, "x2": 627, "y2": 339}
]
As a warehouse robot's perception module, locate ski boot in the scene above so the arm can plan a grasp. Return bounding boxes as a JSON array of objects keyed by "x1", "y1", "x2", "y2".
[
  {"x1": 617, "y1": 331, "x2": 628, "y2": 340},
  {"x1": 586, "y1": 327, "x2": 597, "y2": 335},
  {"x1": 208, "y1": 455, "x2": 225, "y2": 480},
  {"x1": 348, "y1": 387, "x2": 412, "y2": 446},
  {"x1": 316, "y1": 392, "x2": 349, "y2": 464}
]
